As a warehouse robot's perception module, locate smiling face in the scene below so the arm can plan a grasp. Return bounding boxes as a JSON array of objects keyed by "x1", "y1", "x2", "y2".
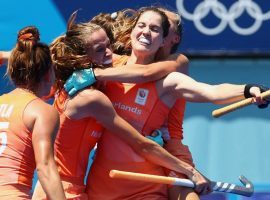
[
  {"x1": 86, "y1": 28, "x2": 113, "y2": 66},
  {"x1": 130, "y1": 10, "x2": 165, "y2": 57}
]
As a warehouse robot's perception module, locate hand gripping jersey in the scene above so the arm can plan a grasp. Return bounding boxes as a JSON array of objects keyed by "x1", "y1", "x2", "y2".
[
  {"x1": 87, "y1": 56, "x2": 170, "y2": 200},
  {"x1": 0, "y1": 90, "x2": 37, "y2": 199}
]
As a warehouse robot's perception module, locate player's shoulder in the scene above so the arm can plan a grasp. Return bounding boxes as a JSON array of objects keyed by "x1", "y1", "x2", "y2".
[
  {"x1": 27, "y1": 98, "x2": 59, "y2": 120},
  {"x1": 70, "y1": 88, "x2": 109, "y2": 110}
]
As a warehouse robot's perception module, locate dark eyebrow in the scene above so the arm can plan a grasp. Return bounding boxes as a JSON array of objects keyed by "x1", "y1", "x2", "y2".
[{"x1": 150, "y1": 24, "x2": 160, "y2": 28}]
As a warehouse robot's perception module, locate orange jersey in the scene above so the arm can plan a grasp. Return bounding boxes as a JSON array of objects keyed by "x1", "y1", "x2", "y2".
[
  {"x1": 0, "y1": 90, "x2": 37, "y2": 198},
  {"x1": 163, "y1": 85, "x2": 195, "y2": 179},
  {"x1": 33, "y1": 180, "x2": 88, "y2": 200},
  {"x1": 87, "y1": 56, "x2": 170, "y2": 200},
  {"x1": 164, "y1": 98, "x2": 195, "y2": 179},
  {"x1": 53, "y1": 90, "x2": 104, "y2": 185},
  {"x1": 167, "y1": 99, "x2": 185, "y2": 140}
]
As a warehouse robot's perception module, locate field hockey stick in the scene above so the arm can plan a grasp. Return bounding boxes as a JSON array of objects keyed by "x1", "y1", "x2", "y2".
[
  {"x1": 109, "y1": 170, "x2": 254, "y2": 197},
  {"x1": 212, "y1": 90, "x2": 270, "y2": 118}
]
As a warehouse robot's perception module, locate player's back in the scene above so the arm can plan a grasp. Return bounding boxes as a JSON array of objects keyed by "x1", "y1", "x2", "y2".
[{"x1": 0, "y1": 89, "x2": 37, "y2": 199}]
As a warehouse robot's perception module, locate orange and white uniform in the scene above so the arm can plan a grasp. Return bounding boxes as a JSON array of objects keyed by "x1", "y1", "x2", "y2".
[
  {"x1": 32, "y1": 90, "x2": 104, "y2": 200},
  {"x1": 87, "y1": 56, "x2": 171, "y2": 200},
  {"x1": 0, "y1": 90, "x2": 37, "y2": 200}
]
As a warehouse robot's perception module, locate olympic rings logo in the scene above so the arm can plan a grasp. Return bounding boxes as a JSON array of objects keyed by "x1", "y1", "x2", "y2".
[{"x1": 176, "y1": 0, "x2": 270, "y2": 35}]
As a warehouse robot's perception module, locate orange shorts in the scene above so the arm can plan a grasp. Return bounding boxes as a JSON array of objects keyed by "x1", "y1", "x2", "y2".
[
  {"x1": 0, "y1": 184, "x2": 32, "y2": 200},
  {"x1": 163, "y1": 139, "x2": 195, "y2": 179},
  {"x1": 32, "y1": 180, "x2": 87, "y2": 200}
]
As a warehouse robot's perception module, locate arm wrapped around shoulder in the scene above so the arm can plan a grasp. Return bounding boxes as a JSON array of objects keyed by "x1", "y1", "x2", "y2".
[
  {"x1": 244, "y1": 84, "x2": 270, "y2": 108},
  {"x1": 0, "y1": 51, "x2": 11, "y2": 66}
]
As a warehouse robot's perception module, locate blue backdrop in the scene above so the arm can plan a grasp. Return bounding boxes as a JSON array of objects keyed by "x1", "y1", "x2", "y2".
[
  {"x1": 1, "y1": 0, "x2": 270, "y2": 55},
  {"x1": 1, "y1": 0, "x2": 269, "y2": 199}
]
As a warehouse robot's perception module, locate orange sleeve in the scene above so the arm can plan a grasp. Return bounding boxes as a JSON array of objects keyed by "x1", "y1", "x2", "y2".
[{"x1": 167, "y1": 99, "x2": 186, "y2": 140}]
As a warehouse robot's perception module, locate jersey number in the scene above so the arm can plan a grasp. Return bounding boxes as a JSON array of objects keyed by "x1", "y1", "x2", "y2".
[{"x1": 0, "y1": 122, "x2": 9, "y2": 155}]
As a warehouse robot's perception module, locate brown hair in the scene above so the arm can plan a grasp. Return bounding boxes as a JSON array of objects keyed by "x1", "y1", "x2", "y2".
[
  {"x1": 135, "y1": 7, "x2": 170, "y2": 37},
  {"x1": 91, "y1": 13, "x2": 116, "y2": 45},
  {"x1": 113, "y1": 7, "x2": 170, "y2": 55},
  {"x1": 90, "y1": 9, "x2": 137, "y2": 55},
  {"x1": 158, "y1": 7, "x2": 183, "y2": 53},
  {"x1": 50, "y1": 11, "x2": 103, "y2": 90},
  {"x1": 7, "y1": 26, "x2": 51, "y2": 91}
]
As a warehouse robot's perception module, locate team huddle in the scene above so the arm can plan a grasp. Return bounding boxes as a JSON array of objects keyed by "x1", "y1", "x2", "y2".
[{"x1": 0, "y1": 6, "x2": 269, "y2": 200}]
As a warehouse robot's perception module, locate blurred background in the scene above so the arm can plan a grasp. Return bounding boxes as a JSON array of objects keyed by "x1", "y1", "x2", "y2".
[{"x1": 1, "y1": 0, "x2": 269, "y2": 199}]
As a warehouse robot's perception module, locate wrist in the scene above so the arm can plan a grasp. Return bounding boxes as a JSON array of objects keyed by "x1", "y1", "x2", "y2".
[
  {"x1": 0, "y1": 51, "x2": 11, "y2": 61},
  {"x1": 185, "y1": 167, "x2": 197, "y2": 179},
  {"x1": 244, "y1": 84, "x2": 254, "y2": 98},
  {"x1": 244, "y1": 83, "x2": 267, "y2": 98},
  {"x1": 93, "y1": 68, "x2": 101, "y2": 80},
  {"x1": 2, "y1": 51, "x2": 11, "y2": 59}
]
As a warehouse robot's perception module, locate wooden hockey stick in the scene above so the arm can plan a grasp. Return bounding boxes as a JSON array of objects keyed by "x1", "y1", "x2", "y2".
[{"x1": 110, "y1": 170, "x2": 254, "y2": 197}]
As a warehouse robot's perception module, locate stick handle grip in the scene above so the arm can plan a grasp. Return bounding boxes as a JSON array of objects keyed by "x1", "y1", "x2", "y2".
[
  {"x1": 212, "y1": 90, "x2": 270, "y2": 118},
  {"x1": 109, "y1": 170, "x2": 194, "y2": 187}
]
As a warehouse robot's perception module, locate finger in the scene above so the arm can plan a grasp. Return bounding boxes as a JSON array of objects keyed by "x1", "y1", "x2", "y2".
[
  {"x1": 253, "y1": 97, "x2": 267, "y2": 105},
  {"x1": 200, "y1": 185, "x2": 210, "y2": 195},
  {"x1": 68, "y1": 88, "x2": 77, "y2": 96},
  {"x1": 64, "y1": 78, "x2": 74, "y2": 91},
  {"x1": 150, "y1": 130, "x2": 159, "y2": 137},
  {"x1": 208, "y1": 185, "x2": 213, "y2": 193},
  {"x1": 194, "y1": 185, "x2": 203, "y2": 194},
  {"x1": 145, "y1": 136, "x2": 154, "y2": 140},
  {"x1": 252, "y1": 96, "x2": 268, "y2": 109},
  {"x1": 258, "y1": 102, "x2": 269, "y2": 109}
]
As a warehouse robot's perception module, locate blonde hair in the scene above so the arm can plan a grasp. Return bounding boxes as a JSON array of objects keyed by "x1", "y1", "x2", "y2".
[
  {"x1": 50, "y1": 11, "x2": 103, "y2": 90},
  {"x1": 90, "y1": 9, "x2": 136, "y2": 55}
]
